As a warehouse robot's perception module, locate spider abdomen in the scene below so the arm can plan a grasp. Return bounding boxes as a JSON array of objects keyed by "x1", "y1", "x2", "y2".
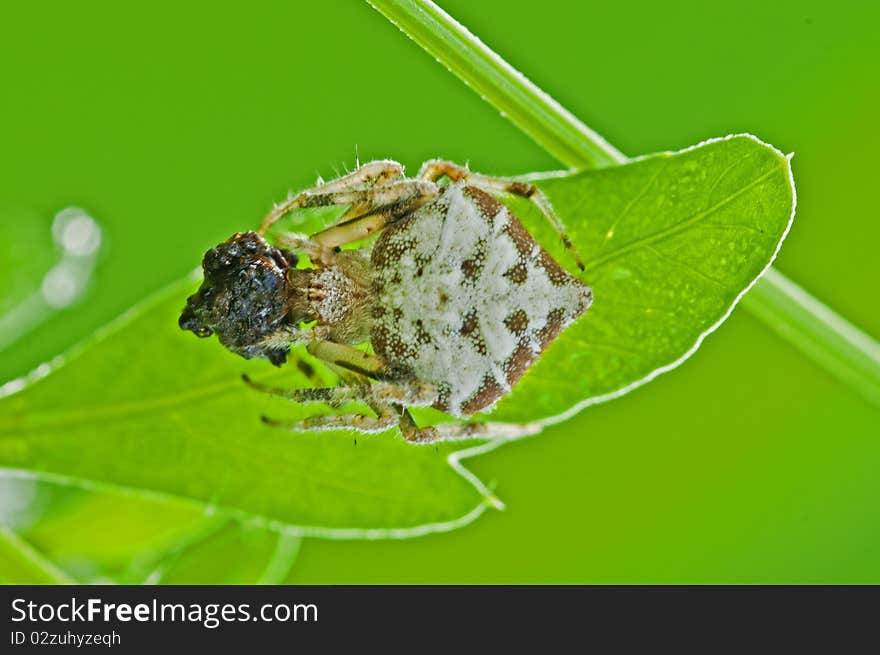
[{"x1": 371, "y1": 182, "x2": 592, "y2": 416}]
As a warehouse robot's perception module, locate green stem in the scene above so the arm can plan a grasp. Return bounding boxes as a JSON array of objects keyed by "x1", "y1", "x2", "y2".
[{"x1": 367, "y1": 0, "x2": 880, "y2": 406}]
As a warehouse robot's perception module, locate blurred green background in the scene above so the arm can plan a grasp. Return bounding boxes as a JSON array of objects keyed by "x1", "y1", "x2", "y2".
[{"x1": 1, "y1": 0, "x2": 878, "y2": 583}]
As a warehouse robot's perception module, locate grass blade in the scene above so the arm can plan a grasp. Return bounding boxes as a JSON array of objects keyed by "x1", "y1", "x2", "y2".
[{"x1": 367, "y1": 0, "x2": 625, "y2": 169}]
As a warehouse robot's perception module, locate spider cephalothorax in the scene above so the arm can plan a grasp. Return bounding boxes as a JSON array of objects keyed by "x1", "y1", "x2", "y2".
[{"x1": 180, "y1": 159, "x2": 592, "y2": 442}]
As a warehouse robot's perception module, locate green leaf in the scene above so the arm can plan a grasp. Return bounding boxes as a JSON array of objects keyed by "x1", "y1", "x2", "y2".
[
  {"x1": 489, "y1": 134, "x2": 794, "y2": 422},
  {"x1": 0, "y1": 525, "x2": 74, "y2": 584},
  {"x1": 0, "y1": 278, "x2": 495, "y2": 534},
  {"x1": 0, "y1": 134, "x2": 792, "y2": 535}
]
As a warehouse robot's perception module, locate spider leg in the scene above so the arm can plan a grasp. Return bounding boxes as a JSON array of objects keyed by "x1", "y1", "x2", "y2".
[
  {"x1": 246, "y1": 365, "x2": 401, "y2": 434},
  {"x1": 305, "y1": 341, "x2": 385, "y2": 380},
  {"x1": 398, "y1": 409, "x2": 543, "y2": 443},
  {"x1": 261, "y1": 411, "x2": 399, "y2": 434},
  {"x1": 301, "y1": 341, "x2": 443, "y2": 436},
  {"x1": 259, "y1": 160, "x2": 405, "y2": 234},
  {"x1": 292, "y1": 357, "x2": 326, "y2": 387},
  {"x1": 263, "y1": 179, "x2": 438, "y2": 263},
  {"x1": 250, "y1": 372, "x2": 404, "y2": 435},
  {"x1": 305, "y1": 179, "x2": 438, "y2": 251},
  {"x1": 312, "y1": 159, "x2": 406, "y2": 192},
  {"x1": 243, "y1": 372, "x2": 430, "y2": 410},
  {"x1": 245, "y1": 344, "x2": 536, "y2": 442},
  {"x1": 306, "y1": 341, "x2": 439, "y2": 405},
  {"x1": 418, "y1": 159, "x2": 586, "y2": 271},
  {"x1": 242, "y1": 374, "x2": 369, "y2": 408},
  {"x1": 323, "y1": 361, "x2": 373, "y2": 387},
  {"x1": 254, "y1": 338, "x2": 497, "y2": 440}
]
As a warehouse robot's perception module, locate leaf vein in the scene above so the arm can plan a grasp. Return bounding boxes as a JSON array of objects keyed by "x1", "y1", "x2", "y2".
[
  {"x1": 586, "y1": 164, "x2": 779, "y2": 271},
  {"x1": 644, "y1": 245, "x2": 728, "y2": 290},
  {"x1": 596, "y1": 158, "x2": 670, "y2": 255}
]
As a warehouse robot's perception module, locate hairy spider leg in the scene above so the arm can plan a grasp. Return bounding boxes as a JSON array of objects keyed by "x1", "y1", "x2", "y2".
[
  {"x1": 242, "y1": 374, "x2": 367, "y2": 407},
  {"x1": 418, "y1": 159, "x2": 586, "y2": 271},
  {"x1": 306, "y1": 179, "x2": 437, "y2": 251},
  {"x1": 260, "y1": 179, "x2": 438, "y2": 263},
  {"x1": 247, "y1": 357, "x2": 542, "y2": 444},
  {"x1": 248, "y1": 373, "x2": 540, "y2": 443},
  {"x1": 398, "y1": 408, "x2": 544, "y2": 443},
  {"x1": 243, "y1": 374, "x2": 433, "y2": 411},
  {"x1": 258, "y1": 160, "x2": 406, "y2": 234},
  {"x1": 306, "y1": 341, "x2": 444, "y2": 412},
  {"x1": 248, "y1": 339, "x2": 446, "y2": 438},
  {"x1": 306, "y1": 341, "x2": 385, "y2": 379},
  {"x1": 261, "y1": 411, "x2": 400, "y2": 434},
  {"x1": 247, "y1": 375, "x2": 400, "y2": 434},
  {"x1": 245, "y1": 368, "x2": 400, "y2": 435}
]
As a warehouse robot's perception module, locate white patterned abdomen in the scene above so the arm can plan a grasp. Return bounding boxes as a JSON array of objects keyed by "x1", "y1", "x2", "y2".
[{"x1": 371, "y1": 182, "x2": 592, "y2": 416}]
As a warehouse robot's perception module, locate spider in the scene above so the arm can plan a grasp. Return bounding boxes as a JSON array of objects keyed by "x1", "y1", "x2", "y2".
[{"x1": 179, "y1": 160, "x2": 592, "y2": 442}]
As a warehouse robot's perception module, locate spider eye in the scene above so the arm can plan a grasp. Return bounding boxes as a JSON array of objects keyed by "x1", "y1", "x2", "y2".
[{"x1": 195, "y1": 326, "x2": 213, "y2": 338}]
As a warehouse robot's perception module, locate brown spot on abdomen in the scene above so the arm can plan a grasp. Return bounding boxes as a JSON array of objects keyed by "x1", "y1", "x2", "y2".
[
  {"x1": 503, "y1": 216, "x2": 535, "y2": 256},
  {"x1": 504, "y1": 261, "x2": 528, "y2": 285},
  {"x1": 372, "y1": 323, "x2": 418, "y2": 364},
  {"x1": 504, "y1": 342, "x2": 537, "y2": 387},
  {"x1": 538, "y1": 250, "x2": 574, "y2": 286},
  {"x1": 460, "y1": 252, "x2": 485, "y2": 282},
  {"x1": 459, "y1": 310, "x2": 487, "y2": 355},
  {"x1": 370, "y1": 220, "x2": 417, "y2": 268},
  {"x1": 414, "y1": 319, "x2": 432, "y2": 345},
  {"x1": 461, "y1": 374, "x2": 506, "y2": 414},
  {"x1": 538, "y1": 308, "x2": 567, "y2": 349},
  {"x1": 503, "y1": 309, "x2": 529, "y2": 335},
  {"x1": 460, "y1": 311, "x2": 478, "y2": 337},
  {"x1": 463, "y1": 185, "x2": 504, "y2": 223}
]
